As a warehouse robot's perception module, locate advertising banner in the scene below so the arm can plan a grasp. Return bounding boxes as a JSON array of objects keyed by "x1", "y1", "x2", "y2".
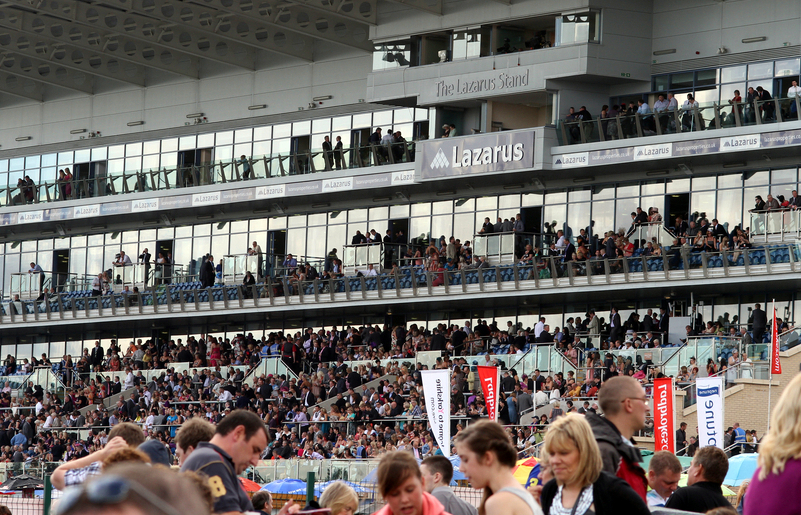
[
  {"x1": 772, "y1": 307, "x2": 782, "y2": 375},
  {"x1": 653, "y1": 377, "x2": 674, "y2": 453},
  {"x1": 421, "y1": 369, "x2": 451, "y2": 457},
  {"x1": 696, "y1": 377, "x2": 725, "y2": 449},
  {"x1": 418, "y1": 129, "x2": 535, "y2": 180},
  {"x1": 477, "y1": 366, "x2": 500, "y2": 422}
]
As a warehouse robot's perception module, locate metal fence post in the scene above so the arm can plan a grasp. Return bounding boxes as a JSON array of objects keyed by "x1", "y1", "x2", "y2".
[
  {"x1": 44, "y1": 475, "x2": 52, "y2": 515},
  {"x1": 306, "y1": 471, "x2": 316, "y2": 504}
]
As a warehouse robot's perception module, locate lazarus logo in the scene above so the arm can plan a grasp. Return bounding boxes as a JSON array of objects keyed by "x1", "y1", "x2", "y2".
[
  {"x1": 553, "y1": 152, "x2": 588, "y2": 168},
  {"x1": 634, "y1": 143, "x2": 672, "y2": 160},
  {"x1": 391, "y1": 171, "x2": 415, "y2": 185},
  {"x1": 131, "y1": 199, "x2": 158, "y2": 212},
  {"x1": 73, "y1": 205, "x2": 100, "y2": 218},
  {"x1": 255, "y1": 184, "x2": 285, "y2": 199},
  {"x1": 192, "y1": 192, "x2": 221, "y2": 206},
  {"x1": 430, "y1": 148, "x2": 450, "y2": 169},
  {"x1": 451, "y1": 142, "x2": 524, "y2": 168},
  {"x1": 321, "y1": 177, "x2": 353, "y2": 192},
  {"x1": 720, "y1": 135, "x2": 760, "y2": 151}
]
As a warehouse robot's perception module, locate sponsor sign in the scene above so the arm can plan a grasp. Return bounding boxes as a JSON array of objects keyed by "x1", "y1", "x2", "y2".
[
  {"x1": 418, "y1": 130, "x2": 535, "y2": 180},
  {"x1": 421, "y1": 369, "x2": 451, "y2": 457},
  {"x1": 771, "y1": 306, "x2": 782, "y2": 375},
  {"x1": 588, "y1": 148, "x2": 634, "y2": 165},
  {"x1": 423, "y1": 67, "x2": 536, "y2": 104},
  {"x1": 73, "y1": 205, "x2": 100, "y2": 218},
  {"x1": 321, "y1": 177, "x2": 354, "y2": 193},
  {"x1": 255, "y1": 184, "x2": 286, "y2": 199},
  {"x1": 44, "y1": 208, "x2": 72, "y2": 221},
  {"x1": 553, "y1": 152, "x2": 588, "y2": 168},
  {"x1": 221, "y1": 188, "x2": 255, "y2": 203},
  {"x1": 0, "y1": 213, "x2": 16, "y2": 226},
  {"x1": 100, "y1": 202, "x2": 131, "y2": 216},
  {"x1": 762, "y1": 129, "x2": 801, "y2": 147},
  {"x1": 353, "y1": 174, "x2": 391, "y2": 189},
  {"x1": 720, "y1": 134, "x2": 760, "y2": 151},
  {"x1": 159, "y1": 195, "x2": 192, "y2": 209},
  {"x1": 634, "y1": 143, "x2": 672, "y2": 160},
  {"x1": 653, "y1": 378, "x2": 675, "y2": 453},
  {"x1": 192, "y1": 192, "x2": 221, "y2": 206},
  {"x1": 477, "y1": 366, "x2": 500, "y2": 422},
  {"x1": 672, "y1": 139, "x2": 720, "y2": 156},
  {"x1": 391, "y1": 170, "x2": 415, "y2": 185},
  {"x1": 131, "y1": 199, "x2": 159, "y2": 212},
  {"x1": 696, "y1": 377, "x2": 725, "y2": 449},
  {"x1": 17, "y1": 211, "x2": 44, "y2": 224},
  {"x1": 286, "y1": 181, "x2": 322, "y2": 196}
]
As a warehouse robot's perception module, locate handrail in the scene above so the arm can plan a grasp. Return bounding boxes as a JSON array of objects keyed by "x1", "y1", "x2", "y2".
[{"x1": 0, "y1": 141, "x2": 418, "y2": 209}]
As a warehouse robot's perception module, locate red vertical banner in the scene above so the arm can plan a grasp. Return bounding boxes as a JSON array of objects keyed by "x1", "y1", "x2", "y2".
[
  {"x1": 772, "y1": 307, "x2": 782, "y2": 375},
  {"x1": 477, "y1": 366, "x2": 499, "y2": 422},
  {"x1": 653, "y1": 377, "x2": 675, "y2": 453}
]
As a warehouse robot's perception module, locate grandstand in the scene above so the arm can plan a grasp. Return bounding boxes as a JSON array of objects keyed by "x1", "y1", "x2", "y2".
[{"x1": 1, "y1": 0, "x2": 801, "y2": 511}]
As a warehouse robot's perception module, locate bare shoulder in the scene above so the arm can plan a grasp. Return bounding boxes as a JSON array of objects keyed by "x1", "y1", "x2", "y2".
[{"x1": 486, "y1": 488, "x2": 541, "y2": 515}]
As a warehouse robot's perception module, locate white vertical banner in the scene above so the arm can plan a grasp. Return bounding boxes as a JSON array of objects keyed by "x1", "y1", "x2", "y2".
[
  {"x1": 421, "y1": 369, "x2": 451, "y2": 457},
  {"x1": 696, "y1": 376, "x2": 725, "y2": 449}
]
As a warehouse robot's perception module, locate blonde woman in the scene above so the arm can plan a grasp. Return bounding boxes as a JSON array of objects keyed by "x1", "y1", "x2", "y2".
[
  {"x1": 744, "y1": 373, "x2": 801, "y2": 515},
  {"x1": 540, "y1": 414, "x2": 648, "y2": 515},
  {"x1": 320, "y1": 481, "x2": 359, "y2": 515}
]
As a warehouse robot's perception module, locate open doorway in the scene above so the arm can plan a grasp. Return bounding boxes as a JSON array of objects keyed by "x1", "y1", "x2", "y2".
[
  {"x1": 665, "y1": 193, "x2": 689, "y2": 231},
  {"x1": 291, "y1": 135, "x2": 311, "y2": 175},
  {"x1": 351, "y1": 128, "x2": 371, "y2": 167},
  {"x1": 267, "y1": 230, "x2": 287, "y2": 278},
  {"x1": 520, "y1": 206, "x2": 542, "y2": 247},
  {"x1": 156, "y1": 240, "x2": 174, "y2": 284},
  {"x1": 178, "y1": 148, "x2": 213, "y2": 187},
  {"x1": 52, "y1": 250, "x2": 70, "y2": 292},
  {"x1": 774, "y1": 76, "x2": 799, "y2": 120}
]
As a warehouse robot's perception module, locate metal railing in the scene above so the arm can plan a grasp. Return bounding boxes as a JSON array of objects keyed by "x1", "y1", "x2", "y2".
[
  {"x1": 3, "y1": 243, "x2": 801, "y2": 326},
  {"x1": 0, "y1": 141, "x2": 417, "y2": 209},
  {"x1": 750, "y1": 209, "x2": 801, "y2": 243},
  {"x1": 557, "y1": 95, "x2": 801, "y2": 145}
]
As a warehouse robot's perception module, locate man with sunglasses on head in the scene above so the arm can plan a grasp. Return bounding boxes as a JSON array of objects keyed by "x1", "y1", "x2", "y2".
[{"x1": 180, "y1": 409, "x2": 270, "y2": 515}]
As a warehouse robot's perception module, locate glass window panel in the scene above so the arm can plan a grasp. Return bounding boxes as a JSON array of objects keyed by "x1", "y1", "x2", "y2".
[
  {"x1": 499, "y1": 194, "x2": 520, "y2": 208},
  {"x1": 234, "y1": 143, "x2": 252, "y2": 159},
  {"x1": 234, "y1": 128, "x2": 252, "y2": 143},
  {"x1": 0, "y1": 160, "x2": 6, "y2": 173},
  {"x1": 390, "y1": 205, "x2": 410, "y2": 218},
  {"x1": 143, "y1": 140, "x2": 160, "y2": 154},
  {"x1": 107, "y1": 144, "x2": 125, "y2": 159},
  {"x1": 352, "y1": 113, "x2": 372, "y2": 128},
  {"x1": 179, "y1": 136, "x2": 196, "y2": 150},
  {"x1": 373, "y1": 110, "x2": 393, "y2": 127},
  {"x1": 544, "y1": 204, "x2": 567, "y2": 234},
  {"x1": 431, "y1": 215, "x2": 451, "y2": 242},
  {"x1": 250, "y1": 219, "x2": 267, "y2": 232},
  {"x1": 695, "y1": 69, "x2": 717, "y2": 87},
  {"x1": 670, "y1": 72, "x2": 694, "y2": 89},
  {"x1": 453, "y1": 198, "x2": 475, "y2": 212},
  {"x1": 775, "y1": 58, "x2": 800, "y2": 77},
  {"x1": 721, "y1": 65, "x2": 746, "y2": 83},
  {"x1": 211, "y1": 235, "x2": 229, "y2": 258},
  {"x1": 7, "y1": 157, "x2": 24, "y2": 171},
  {"x1": 125, "y1": 157, "x2": 141, "y2": 171},
  {"x1": 155, "y1": 228, "x2": 171, "y2": 240},
  {"x1": 39, "y1": 239, "x2": 53, "y2": 251},
  {"x1": 432, "y1": 200, "x2": 452, "y2": 214},
  {"x1": 293, "y1": 120, "x2": 311, "y2": 136},
  {"x1": 307, "y1": 213, "x2": 326, "y2": 226},
  {"x1": 195, "y1": 224, "x2": 211, "y2": 236},
  {"x1": 718, "y1": 173, "x2": 741, "y2": 189},
  {"x1": 592, "y1": 186, "x2": 614, "y2": 200},
  {"x1": 716, "y1": 189, "x2": 742, "y2": 228},
  {"x1": 694, "y1": 86, "x2": 718, "y2": 105},
  {"x1": 288, "y1": 228, "x2": 307, "y2": 256},
  {"x1": 216, "y1": 146, "x2": 233, "y2": 161},
  {"x1": 125, "y1": 142, "x2": 143, "y2": 156},
  {"x1": 641, "y1": 182, "x2": 665, "y2": 195},
  {"x1": 142, "y1": 154, "x2": 159, "y2": 170},
  {"x1": 196, "y1": 133, "x2": 214, "y2": 148},
  {"x1": 41, "y1": 154, "x2": 57, "y2": 167},
  {"x1": 416, "y1": 108, "x2": 428, "y2": 120},
  {"x1": 74, "y1": 149, "x2": 90, "y2": 163},
  {"x1": 327, "y1": 225, "x2": 346, "y2": 253},
  {"x1": 56, "y1": 153, "x2": 73, "y2": 166},
  {"x1": 692, "y1": 177, "x2": 716, "y2": 190},
  {"x1": 568, "y1": 189, "x2": 591, "y2": 202},
  {"x1": 253, "y1": 140, "x2": 270, "y2": 157},
  {"x1": 743, "y1": 187, "x2": 764, "y2": 225},
  {"x1": 331, "y1": 116, "x2": 351, "y2": 132},
  {"x1": 476, "y1": 197, "x2": 498, "y2": 210},
  {"x1": 312, "y1": 118, "x2": 331, "y2": 133},
  {"x1": 614, "y1": 201, "x2": 634, "y2": 234},
  {"x1": 591, "y1": 200, "x2": 614, "y2": 238},
  {"x1": 616, "y1": 185, "x2": 638, "y2": 198},
  {"x1": 772, "y1": 168, "x2": 797, "y2": 184},
  {"x1": 744, "y1": 171, "x2": 768, "y2": 187},
  {"x1": 653, "y1": 75, "x2": 669, "y2": 92},
  {"x1": 454, "y1": 213, "x2": 473, "y2": 241},
  {"x1": 748, "y1": 61, "x2": 774, "y2": 80},
  {"x1": 159, "y1": 153, "x2": 175, "y2": 169},
  {"x1": 410, "y1": 217, "x2": 430, "y2": 242},
  {"x1": 369, "y1": 207, "x2": 389, "y2": 221},
  {"x1": 162, "y1": 138, "x2": 178, "y2": 152},
  {"x1": 288, "y1": 215, "x2": 306, "y2": 228},
  {"x1": 394, "y1": 108, "x2": 414, "y2": 123},
  {"x1": 691, "y1": 191, "x2": 716, "y2": 220},
  {"x1": 721, "y1": 82, "x2": 745, "y2": 104},
  {"x1": 567, "y1": 203, "x2": 590, "y2": 243},
  {"x1": 254, "y1": 126, "x2": 271, "y2": 141},
  {"x1": 307, "y1": 227, "x2": 326, "y2": 259},
  {"x1": 347, "y1": 209, "x2": 366, "y2": 223},
  {"x1": 666, "y1": 178, "x2": 690, "y2": 193},
  {"x1": 273, "y1": 138, "x2": 290, "y2": 154},
  {"x1": 271, "y1": 124, "x2": 289, "y2": 139},
  {"x1": 25, "y1": 155, "x2": 40, "y2": 169},
  {"x1": 214, "y1": 131, "x2": 233, "y2": 145}
]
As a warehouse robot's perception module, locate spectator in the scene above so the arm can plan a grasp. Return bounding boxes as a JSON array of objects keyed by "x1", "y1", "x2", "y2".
[
  {"x1": 665, "y1": 446, "x2": 732, "y2": 513},
  {"x1": 374, "y1": 451, "x2": 450, "y2": 515},
  {"x1": 646, "y1": 451, "x2": 681, "y2": 507},
  {"x1": 319, "y1": 481, "x2": 359, "y2": 515}
]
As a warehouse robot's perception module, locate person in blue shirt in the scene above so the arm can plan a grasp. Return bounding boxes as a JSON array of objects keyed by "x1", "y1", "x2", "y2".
[
  {"x1": 260, "y1": 343, "x2": 270, "y2": 359},
  {"x1": 732, "y1": 422, "x2": 747, "y2": 456}
]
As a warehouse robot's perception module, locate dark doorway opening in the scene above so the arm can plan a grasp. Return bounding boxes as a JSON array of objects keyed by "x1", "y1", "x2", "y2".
[
  {"x1": 666, "y1": 193, "x2": 690, "y2": 230},
  {"x1": 520, "y1": 206, "x2": 543, "y2": 247},
  {"x1": 52, "y1": 249, "x2": 70, "y2": 292},
  {"x1": 351, "y1": 128, "x2": 371, "y2": 167},
  {"x1": 178, "y1": 148, "x2": 214, "y2": 186},
  {"x1": 155, "y1": 240, "x2": 174, "y2": 284},
  {"x1": 267, "y1": 230, "x2": 287, "y2": 278},
  {"x1": 290, "y1": 136, "x2": 311, "y2": 174}
]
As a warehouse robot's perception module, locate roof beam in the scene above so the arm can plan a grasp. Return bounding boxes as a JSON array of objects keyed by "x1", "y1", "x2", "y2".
[
  {"x1": 1, "y1": 0, "x2": 242, "y2": 72},
  {"x1": 283, "y1": 0, "x2": 376, "y2": 26},
  {"x1": 0, "y1": 51, "x2": 95, "y2": 93},
  {"x1": 186, "y1": 0, "x2": 372, "y2": 52},
  {"x1": 0, "y1": 70, "x2": 43, "y2": 100},
  {"x1": 384, "y1": 0, "x2": 441, "y2": 16},
  {"x1": 103, "y1": 0, "x2": 313, "y2": 61},
  {"x1": 0, "y1": 22, "x2": 149, "y2": 86}
]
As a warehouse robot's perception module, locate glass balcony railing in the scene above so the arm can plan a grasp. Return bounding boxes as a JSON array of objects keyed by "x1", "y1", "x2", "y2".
[
  {"x1": 750, "y1": 209, "x2": 801, "y2": 242},
  {"x1": 556, "y1": 96, "x2": 801, "y2": 146},
  {"x1": 0, "y1": 141, "x2": 417, "y2": 209}
]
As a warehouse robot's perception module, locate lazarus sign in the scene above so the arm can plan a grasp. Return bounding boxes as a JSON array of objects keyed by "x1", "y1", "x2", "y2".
[{"x1": 418, "y1": 129, "x2": 535, "y2": 180}]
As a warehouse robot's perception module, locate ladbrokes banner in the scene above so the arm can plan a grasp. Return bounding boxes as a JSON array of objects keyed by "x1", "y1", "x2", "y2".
[
  {"x1": 477, "y1": 366, "x2": 500, "y2": 422},
  {"x1": 418, "y1": 129, "x2": 535, "y2": 180},
  {"x1": 421, "y1": 369, "x2": 451, "y2": 457},
  {"x1": 696, "y1": 376, "x2": 724, "y2": 449},
  {"x1": 771, "y1": 307, "x2": 782, "y2": 375},
  {"x1": 653, "y1": 377, "x2": 674, "y2": 453}
]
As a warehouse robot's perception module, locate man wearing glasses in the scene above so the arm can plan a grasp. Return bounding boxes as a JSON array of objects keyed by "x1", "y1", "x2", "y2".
[{"x1": 585, "y1": 376, "x2": 650, "y2": 502}]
